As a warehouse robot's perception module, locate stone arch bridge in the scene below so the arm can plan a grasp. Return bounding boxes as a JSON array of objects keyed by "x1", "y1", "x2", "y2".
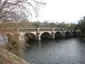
[{"x1": 0, "y1": 26, "x2": 78, "y2": 45}]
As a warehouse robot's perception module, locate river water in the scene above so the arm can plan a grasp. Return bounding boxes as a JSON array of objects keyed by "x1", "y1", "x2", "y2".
[{"x1": 23, "y1": 38, "x2": 85, "y2": 64}]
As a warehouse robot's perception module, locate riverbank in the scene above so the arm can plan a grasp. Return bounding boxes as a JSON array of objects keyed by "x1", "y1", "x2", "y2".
[{"x1": 0, "y1": 47, "x2": 30, "y2": 64}]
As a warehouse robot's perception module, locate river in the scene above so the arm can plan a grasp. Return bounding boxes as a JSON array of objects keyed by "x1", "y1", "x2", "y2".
[{"x1": 23, "y1": 38, "x2": 85, "y2": 64}]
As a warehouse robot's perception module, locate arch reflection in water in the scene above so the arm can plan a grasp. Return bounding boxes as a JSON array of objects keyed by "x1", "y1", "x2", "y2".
[
  {"x1": 55, "y1": 32, "x2": 62, "y2": 39},
  {"x1": 24, "y1": 33, "x2": 36, "y2": 44},
  {"x1": 40, "y1": 32, "x2": 51, "y2": 40},
  {"x1": 73, "y1": 31, "x2": 78, "y2": 37},
  {"x1": 65, "y1": 31, "x2": 72, "y2": 38}
]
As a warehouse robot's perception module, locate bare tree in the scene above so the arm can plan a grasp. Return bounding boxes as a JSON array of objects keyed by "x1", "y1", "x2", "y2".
[{"x1": 0, "y1": 0, "x2": 46, "y2": 22}]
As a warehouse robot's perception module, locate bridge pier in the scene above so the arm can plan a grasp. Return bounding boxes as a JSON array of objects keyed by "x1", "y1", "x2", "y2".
[
  {"x1": 51, "y1": 28, "x2": 55, "y2": 40},
  {"x1": 36, "y1": 27, "x2": 41, "y2": 40},
  {"x1": 51, "y1": 32, "x2": 55, "y2": 40},
  {"x1": 71, "y1": 32, "x2": 73, "y2": 37},
  {"x1": 61, "y1": 32, "x2": 65, "y2": 38},
  {"x1": 36, "y1": 35, "x2": 41, "y2": 40}
]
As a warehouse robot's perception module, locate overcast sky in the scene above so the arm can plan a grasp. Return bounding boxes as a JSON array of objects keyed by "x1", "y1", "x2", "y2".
[{"x1": 32, "y1": 0, "x2": 85, "y2": 24}]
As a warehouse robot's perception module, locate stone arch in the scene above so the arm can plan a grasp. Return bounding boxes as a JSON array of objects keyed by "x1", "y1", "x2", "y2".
[
  {"x1": 40, "y1": 32, "x2": 52, "y2": 40},
  {"x1": 73, "y1": 31, "x2": 78, "y2": 37},
  {"x1": 19, "y1": 32, "x2": 25, "y2": 41},
  {"x1": 65, "y1": 31, "x2": 72, "y2": 38},
  {"x1": 55, "y1": 32, "x2": 62, "y2": 39},
  {"x1": 18, "y1": 32, "x2": 36, "y2": 48},
  {"x1": 24, "y1": 33, "x2": 36, "y2": 43}
]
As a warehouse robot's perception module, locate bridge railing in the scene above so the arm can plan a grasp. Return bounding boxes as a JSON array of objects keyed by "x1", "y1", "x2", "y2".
[
  {"x1": 0, "y1": 28, "x2": 17, "y2": 32},
  {"x1": 0, "y1": 27, "x2": 73, "y2": 32},
  {"x1": 39, "y1": 28, "x2": 51, "y2": 31},
  {"x1": 19, "y1": 28, "x2": 36, "y2": 32},
  {"x1": 54, "y1": 28, "x2": 63, "y2": 31}
]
